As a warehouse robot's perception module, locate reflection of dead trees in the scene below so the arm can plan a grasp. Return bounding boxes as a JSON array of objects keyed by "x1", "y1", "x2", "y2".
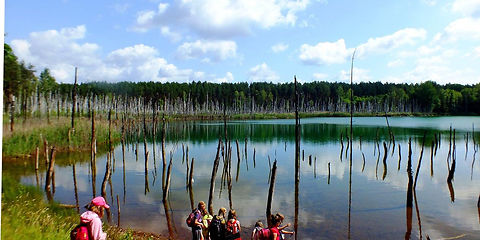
[
  {"x1": 208, "y1": 139, "x2": 222, "y2": 215},
  {"x1": 162, "y1": 152, "x2": 173, "y2": 201},
  {"x1": 101, "y1": 152, "x2": 112, "y2": 223},
  {"x1": 382, "y1": 142, "x2": 388, "y2": 180},
  {"x1": 328, "y1": 162, "x2": 331, "y2": 184},
  {"x1": 143, "y1": 104, "x2": 150, "y2": 195},
  {"x1": 253, "y1": 148, "x2": 256, "y2": 168},
  {"x1": 340, "y1": 132, "x2": 344, "y2": 161},
  {"x1": 477, "y1": 195, "x2": 480, "y2": 225},
  {"x1": 413, "y1": 133, "x2": 426, "y2": 190},
  {"x1": 73, "y1": 162, "x2": 80, "y2": 213},
  {"x1": 430, "y1": 141, "x2": 434, "y2": 177},
  {"x1": 236, "y1": 140, "x2": 241, "y2": 182},
  {"x1": 447, "y1": 130, "x2": 456, "y2": 202},
  {"x1": 163, "y1": 197, "x2": 178, "y2": 239},
  {"x1": 45, "y1": 146, "x2": 56, "y2": 202},
  {"x1": 398, "y1": 144, "x2": 402, "y2": 171}
]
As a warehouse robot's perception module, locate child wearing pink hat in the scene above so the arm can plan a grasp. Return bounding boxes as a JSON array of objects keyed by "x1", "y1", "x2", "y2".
[{"x1": 79, "y1": 196, "x2": 110, "y2": 240}]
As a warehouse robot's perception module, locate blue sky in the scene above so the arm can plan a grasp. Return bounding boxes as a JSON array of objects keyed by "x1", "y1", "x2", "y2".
[{"x1": 5, "y1": 0, "x2": 480, "y2": 84}]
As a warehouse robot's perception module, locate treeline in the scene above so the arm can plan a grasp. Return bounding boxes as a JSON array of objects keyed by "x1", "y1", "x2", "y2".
[{"x1": 4, "y1": 43, "x2": 480, "y2": 125}]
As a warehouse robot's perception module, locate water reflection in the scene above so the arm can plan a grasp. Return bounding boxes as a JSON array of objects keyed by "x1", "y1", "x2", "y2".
[{"x1": 14, "y1": 117, "x2": 480, "y2": 239}]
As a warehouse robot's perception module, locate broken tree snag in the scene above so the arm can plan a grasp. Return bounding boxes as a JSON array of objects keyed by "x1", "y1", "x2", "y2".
[
  {"x1": 117, "y1": 195, "x2": 121, "y2": 227},
  {"x1": 294, "y1": 75, "x2": 300, "y2": 240},
  {"x1": 35, "y1": 147, "x2": 39, "y2": 171},
  {"x1": 266, "y1": 160, "x2": 278, "y2": 227},
  {"x1": 405, "y1": 138, "x2": 413, "y2": 240},
  {"x1": 71, "y1": 67, "x2": 77, "y2": 131}
]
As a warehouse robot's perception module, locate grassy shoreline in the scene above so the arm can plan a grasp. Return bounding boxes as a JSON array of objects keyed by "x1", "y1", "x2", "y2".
[
  {"x1": 1, "y1": 174, "x2": 167, "y2": 240},
  {"x1": 2, "y1": 117, "x2": 121, "y2": 157},
  {"x1": 163, "y1": 111, "x2": 454, "y2": 121}
]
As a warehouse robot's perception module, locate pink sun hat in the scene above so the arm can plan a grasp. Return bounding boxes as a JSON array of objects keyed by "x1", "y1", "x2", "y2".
[{"x1": 91, "y1": 196, "x2": 110, "y2": 209}]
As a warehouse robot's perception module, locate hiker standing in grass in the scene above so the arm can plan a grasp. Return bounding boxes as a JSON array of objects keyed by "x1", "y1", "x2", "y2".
[
  {"x1": 79, "y1": 196, "x2": 109, "y2": 240},
  {"x1": 226, "y1": 209, "x2": 242, "y2": 240}
]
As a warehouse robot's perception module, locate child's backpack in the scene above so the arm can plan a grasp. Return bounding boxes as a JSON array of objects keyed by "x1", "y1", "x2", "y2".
[
  {"x1": 226, "y1": 219, "x2": 241, "y2": 239},
  {"x1": 209, "y1": 216, "x2": 224, "y2": 239},
  {"x1": 256, "y1": 228, "x2": 272, "y2": 240},
  {"x1": 186, "y1": 210, "x2": 197, "y2": 227},
  {"x1": 70, "y1": 223, "x2": 90, "y2": 240}
]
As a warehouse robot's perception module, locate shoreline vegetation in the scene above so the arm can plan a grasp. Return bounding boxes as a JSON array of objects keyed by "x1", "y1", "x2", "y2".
[
  {"x1": 1, "y1": 174, "x2": 168, "y2": 240},
  {"x1": 3, "y1": 112, "x2": 471, "y2": 158}
]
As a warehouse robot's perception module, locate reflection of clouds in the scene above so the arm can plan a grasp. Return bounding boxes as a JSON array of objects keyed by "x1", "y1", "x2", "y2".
[{"x1": 18, "y1": 130, "x2": 480, "y2": 238}]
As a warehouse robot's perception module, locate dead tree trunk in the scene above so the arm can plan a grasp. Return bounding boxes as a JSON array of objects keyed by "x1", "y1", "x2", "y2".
[
  {"x1": 71, "y1": 67, "x2": 78, "y2": 131},
  {"x1": 266, "y1": 160, "x2": 278, "y2": 227}
]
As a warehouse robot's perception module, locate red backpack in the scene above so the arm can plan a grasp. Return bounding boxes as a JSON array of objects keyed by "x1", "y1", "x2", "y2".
[
  {"x1": 256, "y1": 228, "x2": 272, "y2": 240},
  {"x1": 186, "y1": 209, "x2": 199, "y2": 227},
  {"x1": 70, "y1": 223, "x2": 91, "y2": 240}
]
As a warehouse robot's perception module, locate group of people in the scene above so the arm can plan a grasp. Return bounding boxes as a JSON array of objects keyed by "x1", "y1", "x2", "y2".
[
  {"x1": 189, "y1": 201, "x2": 242, "y2": 240},
  {"x1": 190, "y1": 201, "x2": 294, "y2": 240},
  {"x1": 71, "y1": 197, "x2": 294, "y2": 240}
]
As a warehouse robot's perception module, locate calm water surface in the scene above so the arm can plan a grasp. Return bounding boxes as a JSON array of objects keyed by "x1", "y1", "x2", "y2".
[{"x1": 19, "y1": 116, "x2": 480, "y2": 239}]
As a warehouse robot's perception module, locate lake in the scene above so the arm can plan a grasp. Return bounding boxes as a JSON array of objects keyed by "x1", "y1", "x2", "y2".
[{"x1": 18, "y1": 116, "x2": 480, "y2": 239}]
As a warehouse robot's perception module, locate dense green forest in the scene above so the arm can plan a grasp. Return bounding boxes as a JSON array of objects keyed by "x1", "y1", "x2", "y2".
[{"x1": 4, "y1": 43, "x2": 480, "y2": 123}]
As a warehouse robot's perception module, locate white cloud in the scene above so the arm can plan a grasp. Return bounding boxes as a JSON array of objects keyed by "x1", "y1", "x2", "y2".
[
  {"x1": 475, "y1": 46, "x2": 480, "y2": 57},
  {"x1": 452, "y1": 0, "x2": 480, "y2": 17},
  {"x1": 10, "y1": 26, "x2": 212, "y2": 83},
  {"x1": 160, "y1": 26, "x2": 182, "y2": 42},
  {"x1": 299, "y1": 39, "x2": 352, "y2": 65},
  {"x1": 214, "y1": 72, "x2": 234, "y2": 83},
  {"x1": 11, "y1": 25, "x2": 102, "y2": 79},
  {"x1": 387, "y1": 59, "x2": 404, "y2": 68},
  {"x1": 113, "y1": 3, "x2": 130, "y2": 14},
  {"x1": 133, "y1": 0, "x2": 310, "y2": 38},
  {"x1": 177, "y1": 40, "x2": 237, "y2": 62},
  {"x1": 382, "y1": 49, "x2": 479, "y2": 85},
  {"x1": 272, "y1": 43, "x2": 289, "y2": 53},
  {"x1": 356, "y1": 28, "x2": 427, "y2": 57},
  {"x1": 312, "y1": 73, "x2": 328, "y2": 81},
  {"x1": 441, "y1": 17, "x2": 480, "y2": 42},
  {"x1": 248, "y1": 63, "x2": 280, "y2": 82},
  {"x1": 339, "y1": 67, "x2": 371, "y2": 83},
  {"x1": 422, "y1": 0, "x2": 437, "y2": 6}
]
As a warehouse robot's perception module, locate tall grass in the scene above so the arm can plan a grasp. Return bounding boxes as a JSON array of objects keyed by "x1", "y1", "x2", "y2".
[
  {"x1": 1, "y1": 175, "x2": 165, "y2": 240},
  {"x1": 2, "y1": 117, "x2": 120, "y2": 157}
]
